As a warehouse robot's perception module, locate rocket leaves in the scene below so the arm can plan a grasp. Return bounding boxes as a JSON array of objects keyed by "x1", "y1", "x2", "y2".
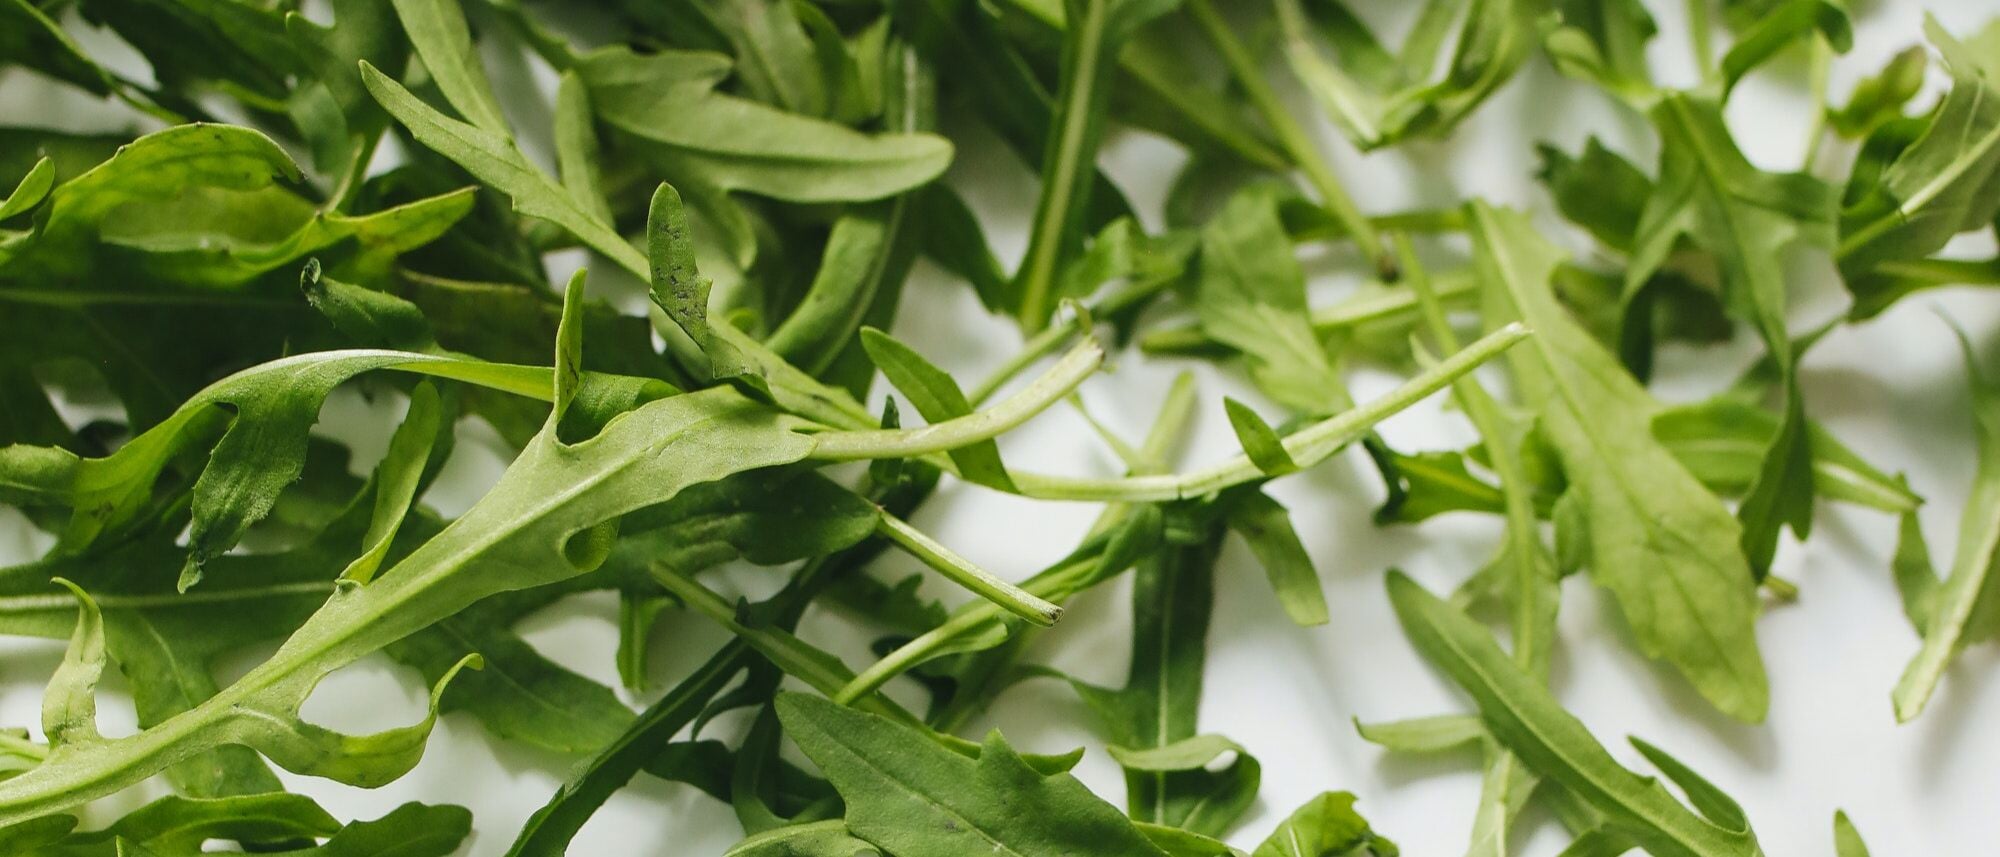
[
  {"x1": 0, "y1": 1, "x2": 1990, "y2": 853},
  {"x1": 1473, "y1": 202, "x2": 1768, "y2": 722},
  {"x1": 775, "y1": 693, "x2": 1170, "y2": 857}
]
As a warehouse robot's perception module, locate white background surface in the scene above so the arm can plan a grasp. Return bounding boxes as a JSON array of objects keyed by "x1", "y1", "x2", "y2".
[{"x1": 5, "y1": 1, "x2": 2000, "y2": 854}]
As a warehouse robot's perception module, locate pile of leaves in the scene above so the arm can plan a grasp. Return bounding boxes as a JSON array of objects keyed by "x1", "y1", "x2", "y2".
[{"x1": 0, "y1": 0, "x2": 1993, "y2": 854}]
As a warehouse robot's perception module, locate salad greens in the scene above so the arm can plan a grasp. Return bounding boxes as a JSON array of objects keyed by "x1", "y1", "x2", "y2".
[{"x1": 0, "y1": 0, "x2": 1988, "y2": 854}]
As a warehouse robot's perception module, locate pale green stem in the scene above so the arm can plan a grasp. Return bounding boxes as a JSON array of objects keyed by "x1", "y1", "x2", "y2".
[
  {"x1": 1802, "y1": 35, "x2": 1831, "y2": 173},
  {"x1": 971, "y1": 273, "x2": 1172, "y2": 406},
  {"x1": 1015, "y1": 0, "x2": 1113, "y2": 332},
  {"x1": 1008, "y1": 324, "x2": 1531, "y2": 501},
  {"x1": 1399, "y1": 236, "x2": 1548, "y2": 677},
  {"x1": 836, "y1": 553, "x2": 1099, "y2": 706},
  {"x1": 0, "y1": 733, "x2": 48, "y2": 761},
  {"x1": 836, "y1": 373, "x2": 1200, "y2": 706},
  {"x1": 877, "y1": 513, "x2": 1063, "y2": 626},
  {"x1": 1187, "y1": 0, "x2": 1383, "y2": 269},
  {"x1": 1140, "y1": 270, "x2": 1477, "y2": 354},
  {"x1": 1687, "y1": 0, "x2": 1715, "y2": 81},
  {"x1": 809, "y1": 338, "x2": 1103, "y2": 461}
]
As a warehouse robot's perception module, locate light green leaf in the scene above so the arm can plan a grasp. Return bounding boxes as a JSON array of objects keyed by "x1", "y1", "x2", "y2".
[
  {"x1": 1386, "y1": 571, "x2": 1763, "y2": 857},
  {"x1": 1892, "y1": 325, "x2": 2000, "y2": 721},
  {"x1": 340, "y1": 381, "x2": 447, "y2": 584},
  {"x1": 1222, "y1": 399, "x2": 1296, "y2": 476},
  {"x1": 1354, "y1": 714, "x2": 1486, "y2": 753},
  {"x1": 1224, "y1": 490, "x2": 1329, "y2": 627},
  {"x1": 1718, "y1": 0, "x2": 1851, "y2": 97},
  {"x1": 1833, "y1": 811, "x2": 1870, "y2": 857},
  {"x1": 1474, "y1": 201, "x2": 1768, "y2": 722},
  {"x1": 724, "y1": 820, "x2": 882, "y2": 857},
  {"x1": 361, "y1": 61, "x2": 647, "y2": 275},
  {"x1": 578, "y1": 46, "x2": 953, "y2": 204},
  {"x1": 388, "y1": 0, "x2": 511, "y2": 134},
  {"x1": 1839, "y1": 18, "x2": 2000, "y2": 318},
  {"x1": 859, "y1": 328, "x2": 1014, "y2": 490},
  {"x1": 775, "y1": 693, "x2": 1170, "y2": 857},
  {"x1": 1250, "y1": 791, "x2": 1396, "y2": 857},
  {"x1": 1636, "y1": 93, "x2": 1833, "y2": 576}
]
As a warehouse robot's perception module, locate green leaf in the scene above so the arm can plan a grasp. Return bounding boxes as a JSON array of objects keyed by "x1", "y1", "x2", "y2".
[
  {"x1": 1839, "y1": 17, "x2": 2000, "y2": 318},
  {"x1": 1718, "y1": 0, "x2": 1851, "y2": 98},
  {"x1": 1636, "y1": 93, "x2": 1833, "y2": 576},
  {"x1": 388, "y1": 0, "x2": 511, "y2": 135},
  {"x1": 1827, "y1": 47, "x2": 1927, "y2": 139},
  {"x1": 775, "y1": 693, "x2": 1170, "y2": 857},
  {"x1": 0, "y1": 0, "x2": 118, "y2": 98},
  {"x1": 1224, "y1": 490, "x2": 1329, "y2": 627},
  {"x1": 0, "y1": 355, "x2": 817, "y2": 820},
  {"x1": 0, "y1": 124, "x2": 470, "y2": 285},
  {"x1": 0, "y1": 345, "x2": 567, "y2": 583},
  {"x1": 1473, "y1": 201, "x2": 1768, "y2": 722},
  {"x1": 860, "y1": 328, "x2": 1014, "y2": 490},
  {"x1": 577, "y1": 46, "x2": 953, "y2": 204},
  {"x1": 507, "y1": 643, "x2": 750, "y2": 856},
  {"x1": 1543, "y1": 0, "x2": 1660, "y2": 107},
  {"x1": 1010, "y1": 0, "x2": 1177, "y2": 330},
  {"x1": 1373, "y1": 449, "x2": 1510, "y2": 524},
  {"x1": 361, "y1": 60, "x2": 647, "y2": 275},
  {"x1": 1354, "y1": 714, "x2": 1486, "y2": 753},
  {"x1": 1537, "y1": 139, "x2": 1654, "y2": 254},
  {"x1": 0, "y1": 496, "x2": 378, "y2": 796},
  {"x1": 1250, "y1": 791, "x2": 1397, "y2": 857},
  {"x1": 5, "y1": 793, "x2": 469, "y2": 856},
  {"x1": 1653, "y1": 397, "x2": 1921, "y2": 513},
  {"x1": 1222, "y1": 399, "x2": 1297, "y2": 476},
  {"x1": 1833, "y1": 811, "x2": 1870, "y2": 857},
  {"x1": 0, "y1": 157, "x2": 54, "y2": 223},
  {"x1": 340, "y1": 381, "x2": 447, "y2": 584},
  {"x1": 1061, "y1": 521, "x2": 1256, "y2": 836},
  {"x1": 1193, "y1": 189, "x2": 1348, "y2": 415},
  {"x1": 1386, "y1": 571, "x2": 1763, "y2": 857},
  {"x1": 768, "y1": 206, "x2": 915, "y2": 378},
  {"x1": 724, "y1": 820, "x2": 882, "y2": 857},
  {"x1": 646, "y1": 182, "x2": 747, "y2": 381},
  {"x1": 1272, "y1": 0, "x2": 1536, "y2": 150},
  {"x1": 1893, "y1": 325, "x2": 2000, "y2": 721},
  {"x1": 76, "y1": 0, "x2": 295, "y2": 108},
  {"x1": 1892, "y1": 507, "x2": 1940, "y2": 636}
]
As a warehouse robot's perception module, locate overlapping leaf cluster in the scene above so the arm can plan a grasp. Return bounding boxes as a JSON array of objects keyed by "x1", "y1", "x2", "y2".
[{"x1": 0, "y1": 0, "x2": 1989, "y2": 854}]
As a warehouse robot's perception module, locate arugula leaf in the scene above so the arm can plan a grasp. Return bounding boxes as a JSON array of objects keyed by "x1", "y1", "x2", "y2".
[
  {"x1": 1009, "y1": 0, "x2": 1176, "y2": 330},
  {"x1": 1634, "y1": 93, "x2": 1834, "y2": 575},
  {"x1": 1269, "y1": 0, "x2": 1535, "y2": 150},
  {"x1": 1251, "y1": 791, "x2": 1396, "y2": 857},
  {"x1": 1473, "y1": 201, "x2": 1768, "y2": 722},
  {"x1": 724, "y1": 820, "x2": 882, "y2": 857},
  {"x1": 1833, "y1": 811, "x2": 1870, "y2": 857},
  {"x1": 775, "y1": 692, "x2": 1170, "y2": 857},
  {"x1": 1827, "y1": 47, "x2": 1927, "y2": 139},
  {"x1": 0, "y1": 277, "x2": 830, "y2": 821},
  {"x1": 1544, "y1": 0, "x2": 1659, "y2": 106},
  {"x1": 1839, "y1": 18, "x2": 2000, "y2": 318},
  {"x1": 1192, "y1": 189, "x2": 1349, "y2": 415},
  {"x1": 860, "y1": 328, "x2": 1015, "y2": 490},
  {"x1": 1653, "y1": 397, "x2": 1920, "y2": 514},
  {"x1": 5, "y1": 794, "x2": 468, "y2": 857},
  {"x1": 1387, "y1": 571, "x2": 1764, "y2": 857},
  {"x1": 1064, "y1": 520, "x2": 1258, "y2": 836},
  {"x1": 1717, "y1": 0, "x2": 1851, "y2": 98},
  {"x1": 362, "y1": 60, "x2": 646, "y2": 275},
  {"x1": 577, "y1": 46, "x2": 954, "y2": 204},
  {"x1": 1892, "y1": 324, "x2": 2000, "y2": 722},
  {"x1": 0, "y1": 124, "x2": 470, "y2": 285}
]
